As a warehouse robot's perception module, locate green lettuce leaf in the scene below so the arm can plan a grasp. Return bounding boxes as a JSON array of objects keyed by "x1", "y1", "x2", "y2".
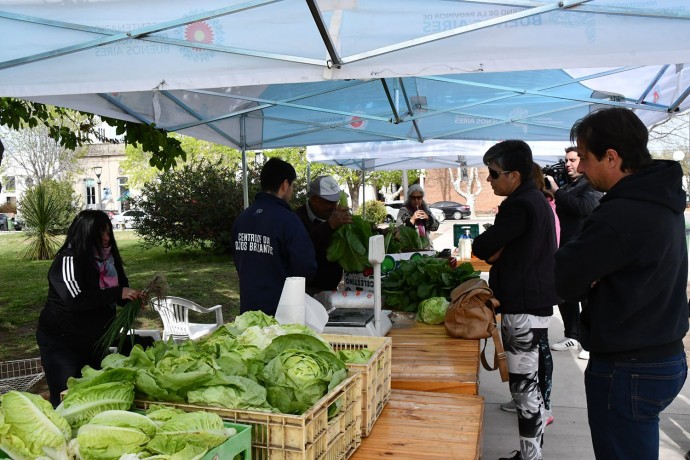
[
  {"x1": 56, "y1": 382, "x2": 135, "y2": 430},
  {"x1": 146, "y1": 411, "x2": 233, "y2": 456},
  {"x1": 0, "y1": 391, "x2": 71, "y2": 460}
]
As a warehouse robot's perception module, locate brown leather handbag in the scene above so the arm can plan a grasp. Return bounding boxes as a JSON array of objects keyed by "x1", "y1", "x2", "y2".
[{"x1": 444, "y1": 277, "x2": 508, "y2": 382}]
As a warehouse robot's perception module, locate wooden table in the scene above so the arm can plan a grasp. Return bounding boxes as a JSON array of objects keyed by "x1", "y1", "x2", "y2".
[
  {"x1": 350, "y1": 390, "x2": 484, "y2": 460},
  {"x1": 386, "y1": 313, "x2": 480, "y2": 395},
  {"x1": 469, "y1": 258, "x2": 491, "y2": 272}
]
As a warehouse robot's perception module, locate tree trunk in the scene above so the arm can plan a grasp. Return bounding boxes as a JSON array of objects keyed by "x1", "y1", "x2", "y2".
[{"x1": 448, "y1": 166, "x2": 482, "y2": 218}]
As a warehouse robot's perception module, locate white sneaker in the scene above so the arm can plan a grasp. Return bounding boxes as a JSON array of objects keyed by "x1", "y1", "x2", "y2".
[
  {"x1": 578, "y1": 349, "x2": 590, "y2": 360},
  {"x1": 500, "y1": 399, "x2": 517, "y2": 412},
  {"x1": 551, "y1": 337, "x2": 579, "y2": 351}
]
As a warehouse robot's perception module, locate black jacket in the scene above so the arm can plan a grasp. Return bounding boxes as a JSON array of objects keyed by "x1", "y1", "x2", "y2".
[
  {"x1": 38, "y1": 247, "x2": 129, "y2": 352},
  {"x1": 554, "y1": 175, "x2": 603, "y2": 245},
  {"x1": 555, "y1": 160, "x2": 689, "y2": 359},
  {"x1": 473, "y1": 181, "x2": 559, "y2": 315}
]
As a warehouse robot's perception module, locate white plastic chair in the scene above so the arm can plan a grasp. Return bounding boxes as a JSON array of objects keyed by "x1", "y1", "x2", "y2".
[{"x1": 149, "y1": 296, "x2": 223, "y2": 342}]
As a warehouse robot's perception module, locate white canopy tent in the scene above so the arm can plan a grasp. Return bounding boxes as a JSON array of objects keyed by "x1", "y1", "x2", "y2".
[
  {"x1": 0, "y1": 1, "x2": 688, "y2": 145},
  {"x1": 307, "y1": 139, "x2": 569, "y2": 171},
  {"x1": 1, "y1": 0, "x2": 689, "y2": 204}
]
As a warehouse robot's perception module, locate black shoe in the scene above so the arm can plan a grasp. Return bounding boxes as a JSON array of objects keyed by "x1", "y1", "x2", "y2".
[
  {"x1": 498, "y1": 451, "x2": 521, "y2": 460},
  {"x1": 684, "y1": 450, "x2": 690, "y2": 460}
]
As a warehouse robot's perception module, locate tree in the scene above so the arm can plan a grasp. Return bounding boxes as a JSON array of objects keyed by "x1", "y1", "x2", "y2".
[
  {"x1": 448, "y1": 165, "x2": 482, "y2": 218},
  {"x1": 120, "y1": 133, "x2": 244, "y2": 189},
  {"x1": 0, "y1": 122, "x2": 84, "y2": 183},
  {"x1": 19, "y1": 179, "x2": 80, "y2": 260},
  {"x1": 0, "y1": 98, "x2": 187, "y2": 193},
  {"x1": 649, "y1": 110, "x2": 689, "y2": 155},
  {"x1": 132, "y1": 160, "x2": 261, "y2": 252},
  {"x1": 370, "y1": 170, "x2": 421, "y2": 202}
]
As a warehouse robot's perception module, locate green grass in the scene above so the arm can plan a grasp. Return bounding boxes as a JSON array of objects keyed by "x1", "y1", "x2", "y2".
[{"x1": 0, "y1": 231, "x2": 240, "y2": 361}]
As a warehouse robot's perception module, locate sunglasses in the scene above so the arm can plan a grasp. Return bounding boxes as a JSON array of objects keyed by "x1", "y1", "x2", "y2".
[
  {"x1": 410, "y1": 195, "x2": 423, "y2": 200},
  {"x1": 488, "y1": 168, "x2": 512, "y2": 179}
]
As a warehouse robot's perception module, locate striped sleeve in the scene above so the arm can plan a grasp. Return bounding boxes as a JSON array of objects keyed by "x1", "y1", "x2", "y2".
[{"x1": 61, "y1": 256, "x2": 81, "y2": 298}]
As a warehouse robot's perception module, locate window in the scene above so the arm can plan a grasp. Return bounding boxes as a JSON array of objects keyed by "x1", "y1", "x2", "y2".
[
  {"x1": 3, "y1": 176, "x2": 15, "y2": 192},
  {"x1": 84, "y1": 178, "x2": 96, "y2": 206}
]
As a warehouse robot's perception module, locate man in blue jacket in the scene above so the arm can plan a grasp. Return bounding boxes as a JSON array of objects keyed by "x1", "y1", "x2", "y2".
[
  {"x1": 555, "y1": 107, "x2": 688, "y2": 459},
  {"x1": 232, "y1": 158, "x2": 317, "y2": 316}
]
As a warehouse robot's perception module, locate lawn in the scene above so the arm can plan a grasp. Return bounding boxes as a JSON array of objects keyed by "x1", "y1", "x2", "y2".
[{"x1": 0, "y1": 231, "x2": 241, "y2": 362}]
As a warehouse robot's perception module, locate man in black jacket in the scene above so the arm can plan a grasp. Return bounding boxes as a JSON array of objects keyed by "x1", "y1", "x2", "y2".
[
  {"x1": 555, "y1": 108, "x2": 688, "y2": 459},
  {"x1": 473, "y1": 140, "x2": 560, "y2": 460},
  {"x1": 295, "y1": 175, "x2": 352, "y2": 295},
  {"x1": 546, "y1": 147, "x2": 603, "y2": 359}
]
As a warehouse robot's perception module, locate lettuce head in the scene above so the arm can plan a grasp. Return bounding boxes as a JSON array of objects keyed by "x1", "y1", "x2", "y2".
[
  {"x1": 416, "y1": 297, "x2": 450, "y2": 325},
  {"x1": 0, "y1": 391, "x2": 71, "y2": 460}
]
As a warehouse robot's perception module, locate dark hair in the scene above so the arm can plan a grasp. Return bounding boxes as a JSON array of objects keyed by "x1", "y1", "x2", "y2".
[
  {"x1": 483, "y1": 139, "x2": 533, "y2": 182},
  {"x1": 60, "y1": 210, "x2": 123, "y2": 267},
  {"x1": 260, "y1": 158, "x2": 297, "y2": 193},
  {"x1": 565, "y1": 146, "x2": 578, "y2": 154},
  {"x1": 570, "y1": 107, "x2": 652, "y2": 172},
  {"x1": 532, "y1": 162, "x2": 554, "y2": 200}
]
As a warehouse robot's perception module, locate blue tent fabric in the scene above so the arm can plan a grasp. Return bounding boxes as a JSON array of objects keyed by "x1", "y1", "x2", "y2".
[{"x1": 0, "y1": 1, "x2": 688, "y2": 152}]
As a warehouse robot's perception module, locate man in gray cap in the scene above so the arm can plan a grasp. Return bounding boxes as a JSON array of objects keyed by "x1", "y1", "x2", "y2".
[{"x1": 295, "y1": 175, "x2": 353, "y2": 294}]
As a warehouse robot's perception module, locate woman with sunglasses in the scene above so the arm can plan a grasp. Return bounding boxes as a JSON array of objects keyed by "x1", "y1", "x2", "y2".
[
  {"x1": 395, "y1": 184, "x2": 439, "y2": 238},
  {"x1": 472, "y1": 140, "x2": 560, "y2": 460}
]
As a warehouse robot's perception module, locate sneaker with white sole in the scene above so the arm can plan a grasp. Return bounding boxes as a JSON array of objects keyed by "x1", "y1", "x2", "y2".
[
  {"x1": 500, "y1": 399, "x2": 517, "y2": 412},
  {"x1": 578, "y1": 349, "x2": 590, "y2": 360},
  {"x1": 551, "y1": 337, "x2": 579, "y2": 351}
]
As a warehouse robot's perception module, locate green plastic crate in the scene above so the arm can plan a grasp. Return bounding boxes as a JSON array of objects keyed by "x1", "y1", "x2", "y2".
[
  {"x1": 205, "y1": 421, "x2": 252, "y2": 460},
  {"x1": 0, "y1": 420, "x2": 251, "y2": 460}
]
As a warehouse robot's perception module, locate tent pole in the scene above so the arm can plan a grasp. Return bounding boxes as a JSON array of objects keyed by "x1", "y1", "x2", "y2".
[
  {"x1": 307, "y1": 161, "x2": 311, "y2": 191},
  {"x1": 241, "y1": 115, "x2": 249, "y2": 209},
  {"x1": 402, "y1": 170, "x2": 409, "y2": 199},
  {"x1": 361, "y1": 169, "x2": 366, "y2": 217}
]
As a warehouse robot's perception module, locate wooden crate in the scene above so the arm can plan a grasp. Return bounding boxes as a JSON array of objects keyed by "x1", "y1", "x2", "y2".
[
  {"x1": 137, "y1": 373, "x2": 362, "y2": 460},
  {"x1": 351, "y1": 390, "x2": 484, "y2": 460},
  {"x1": 387, "y1": 316, "x2": 480, "y2": 395},
  {"x1": 321, "y1": 334, "x2": 392, "y2": 437}
]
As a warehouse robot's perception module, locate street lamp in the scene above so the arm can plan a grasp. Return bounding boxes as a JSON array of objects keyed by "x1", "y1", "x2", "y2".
[
  {"x1": 673, "y1": 150, "x2": 685, "y2": 162},
  {"x1": 93, "y1": 166, "x2": 103, "y2": 210}
]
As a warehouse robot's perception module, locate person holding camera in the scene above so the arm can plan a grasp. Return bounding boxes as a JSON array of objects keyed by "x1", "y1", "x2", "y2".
[
  {"x1": 545, "y1": 146, "x2": 603, "y2": 360},
  {"x1": 395, "y1": 184, "x2": 439, "y2": 238}
]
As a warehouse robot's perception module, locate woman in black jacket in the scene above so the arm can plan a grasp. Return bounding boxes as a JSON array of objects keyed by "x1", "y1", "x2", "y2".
[
  {"x1": 472, "y1": 140, "x2": 560, "y2": 460},
  {"x1": 36, "y1": 210, "x2": 147, "y2": 407}
]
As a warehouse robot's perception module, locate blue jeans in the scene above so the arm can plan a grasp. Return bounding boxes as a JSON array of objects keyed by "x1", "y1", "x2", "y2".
[{"x1": 585, "y1": 353, "x2": 687, "y2": 460}]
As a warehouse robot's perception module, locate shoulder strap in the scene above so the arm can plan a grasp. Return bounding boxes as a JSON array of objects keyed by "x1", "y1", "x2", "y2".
[
  {"x1": 479, "y1": 297, "x2": 508, "y2": 382},
  {"x1": 480, "y1": 327, "x2": 508, "y2": 382}
]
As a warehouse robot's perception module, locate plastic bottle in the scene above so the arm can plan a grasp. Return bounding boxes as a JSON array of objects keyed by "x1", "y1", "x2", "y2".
[{"x1": 459, "y1": 229, "x2": 473, "y2": 259}]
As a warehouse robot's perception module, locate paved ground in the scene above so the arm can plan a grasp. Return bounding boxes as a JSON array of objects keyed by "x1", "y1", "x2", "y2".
[
  {"x1": 479, "y1": 312, "x2": 690, "y2": 459},
  {"x1": 430, "y1": 215, "x2": 690, "y2": 459}
]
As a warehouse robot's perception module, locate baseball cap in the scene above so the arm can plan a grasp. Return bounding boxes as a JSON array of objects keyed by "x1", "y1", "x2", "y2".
[{"x1": 310, "y1": 175, "x2": 341, "y2": 202}]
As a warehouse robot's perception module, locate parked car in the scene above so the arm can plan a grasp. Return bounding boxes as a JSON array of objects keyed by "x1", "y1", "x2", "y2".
[
  {"x1": 111, "y1": 209, "x2": 145, "y2": 229},
  {"x1": 384, "y1": 201, "x2": 445, "y2": 224},
  {"x1": 430, "y1": 201, "x2": 471, "y2": 220}
]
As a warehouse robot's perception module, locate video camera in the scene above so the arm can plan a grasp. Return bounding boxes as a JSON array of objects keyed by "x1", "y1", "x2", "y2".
[{"x1": 542, "y1": 159, "x2": 568, "y2": 189}]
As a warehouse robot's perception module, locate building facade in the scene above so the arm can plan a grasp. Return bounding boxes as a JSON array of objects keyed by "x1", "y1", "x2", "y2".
[
  {"x1": 78, "y1": 143, "x2": 134, "y2": 214},
  {"x1": 0, "y1": 142, "x2": 136, "y2": 217}
]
